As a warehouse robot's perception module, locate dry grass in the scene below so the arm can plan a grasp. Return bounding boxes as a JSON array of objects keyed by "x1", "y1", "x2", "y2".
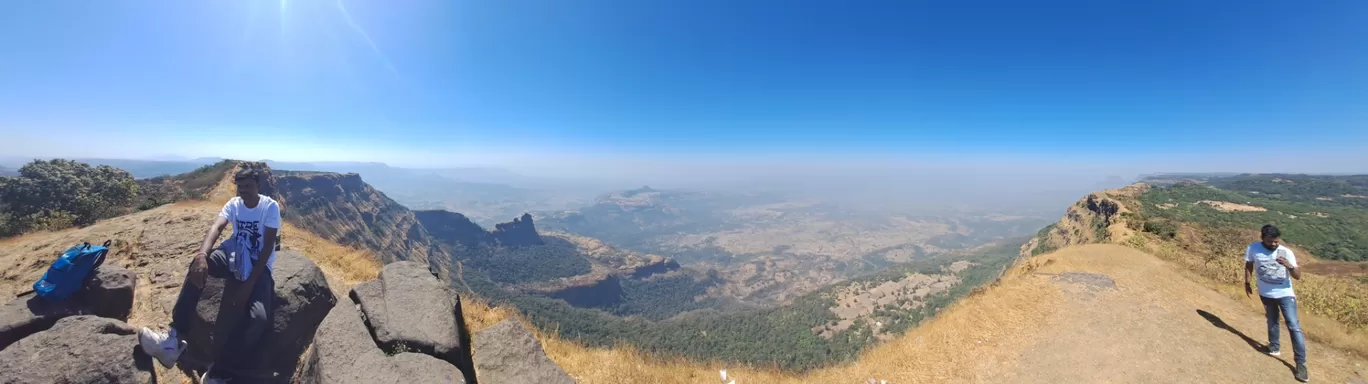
[
  {"x1": 1196, "y1": 200, "x2": 1267, "y2": 212},
  {"x1": 278, "y1": 222, "x2": 380, "y2": 297},
  {"x1": 1120, "y1": 221, "x2": 1368, "y2": 357}
]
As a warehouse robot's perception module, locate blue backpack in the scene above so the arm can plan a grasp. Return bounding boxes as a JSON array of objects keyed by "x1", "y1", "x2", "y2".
[{"x1": 33, "y1": 240, "x2": 111, "y2": 301}]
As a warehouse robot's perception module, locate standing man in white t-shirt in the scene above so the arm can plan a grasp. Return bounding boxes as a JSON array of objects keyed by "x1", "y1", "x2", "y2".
[
  {"x1": 1244, "y1": 224, "x2": 1308, "y2": 382},
  {"x1": 138, "y1": 168, "x2": 281, "y2": 381}
]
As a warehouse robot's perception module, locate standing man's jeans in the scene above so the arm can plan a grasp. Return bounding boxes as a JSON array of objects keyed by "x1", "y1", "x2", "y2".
[
  {"x1": 169, "y1": 247, "x2": 275, "y2": 369},
  {"x1": 1260, "y1": 295, "x2": 1307, "y2": 365}
]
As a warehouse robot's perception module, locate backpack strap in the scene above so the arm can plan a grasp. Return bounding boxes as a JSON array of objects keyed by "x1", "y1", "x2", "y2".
[
  {"x1": 92, "y1": 249, "x2": 107, "y2": 271},
  {"x1": 84, "y1": 240, "x2": 111, "y2": 273}
]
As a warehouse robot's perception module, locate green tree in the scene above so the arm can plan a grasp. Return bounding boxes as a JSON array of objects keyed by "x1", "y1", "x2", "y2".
[{"x1": 0, "y1": 159, "x2": 138, "y2": 236}]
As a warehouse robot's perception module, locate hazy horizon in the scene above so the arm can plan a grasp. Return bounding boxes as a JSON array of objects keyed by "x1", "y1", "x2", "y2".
[{"x1": 4, "y1": 0, "x2": 1366, "y2": 213}]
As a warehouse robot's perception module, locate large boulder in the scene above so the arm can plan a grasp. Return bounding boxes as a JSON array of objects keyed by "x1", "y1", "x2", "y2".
[
  {"x1": 179, "y1": 250, "x2": 336, "y2": 382},
  {"x1": 300, "y1": 301, "x2": 465, "y2": 384},
  {"x1": 0, "y1": 315, "x2": 156, "y2": 384},
  {"x1": 474, "y1": 319, "x2": 575, "y2": 384},
  {"x1": 350, "y1": 261, "x2": 468, "y2": 369},
  {"x1": 0, "y1": 265, "x2": 137, "y2": 351},
  {"x1": 84, "y1": 265, "x2": 137, "y2": 321}
]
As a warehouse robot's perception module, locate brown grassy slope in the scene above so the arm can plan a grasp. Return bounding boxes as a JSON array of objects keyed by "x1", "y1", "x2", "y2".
[{"x1": 1022, "y1": 183, "x2": 1368, "y2": 358}]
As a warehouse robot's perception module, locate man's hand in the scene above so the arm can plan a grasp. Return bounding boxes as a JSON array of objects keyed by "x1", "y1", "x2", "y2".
[
  {"x1": 231, "y1": 281, "x2": 255, "y2": 310},
  {"x1": 1245, "y1": 282, "x2": 1253, "y2": 297},
  {"x1": 1276, "y1": 255, "x2": 1292, "y2": 268},
  {"x1": 188, "y1": 251, "x2": 209, "y2": 288}
]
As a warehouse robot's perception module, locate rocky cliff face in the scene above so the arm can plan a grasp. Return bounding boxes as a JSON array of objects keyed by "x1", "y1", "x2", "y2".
[
  {"x1": 415, "y1": 210, "x2": 549, "y2": 249},
  {"x1": 544, "y1": 232, "x2": 681, "y2": 278},
  {"x1": 515, "y1": 266, "x2": 625, "y2": 308},
  {"x1": 414, "y1": 210, "x2": 494, "y2": 249},
  {"x1": 492, "y1": 213, "x2": 544, "y2": 246},
  {"x1": 1020, "y1": 187, "x2": 1139, "y2": 258},
  {"x1": 274, "y1": 171, "x2": 447, "y2": 270}
]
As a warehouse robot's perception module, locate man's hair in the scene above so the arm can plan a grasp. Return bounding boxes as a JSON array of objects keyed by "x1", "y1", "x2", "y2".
[
  {"x1": 1261, "y1": 224, "x2": 1281, "y2": 239},
  {"x1": 234, "y1": 168, "x2": 261, "y2": 184}
]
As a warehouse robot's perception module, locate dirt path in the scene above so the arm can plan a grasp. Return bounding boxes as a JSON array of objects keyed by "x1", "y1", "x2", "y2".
[{"x1": 1004, "y1": 244, "x2": 1367, "y2": 384}]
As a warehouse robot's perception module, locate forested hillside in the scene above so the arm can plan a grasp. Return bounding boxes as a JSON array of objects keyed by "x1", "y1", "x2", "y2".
[
  {"x1": 458, "y1": 240, "x2": 1025, "y2": 371},
  {"x1": 1138, "y1": 175, "x2": 1368, "y2": 261}
]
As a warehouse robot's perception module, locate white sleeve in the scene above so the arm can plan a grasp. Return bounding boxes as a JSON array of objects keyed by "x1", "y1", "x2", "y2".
[
  {"x1": 218, "y1": 200, "x2": 233, "y2": 220},
  {"x1": 1243, "y1": 245, "x2": 1253, "y2": 262},
  {"x1": 264, "y1": 201, "x2": 282, "y2": 229},
  {"x1": 1285, "y1": 248, "x2": 1297, "y2": 268}
]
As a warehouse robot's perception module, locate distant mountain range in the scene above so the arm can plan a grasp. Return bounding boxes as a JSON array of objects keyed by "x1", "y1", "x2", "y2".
[{"x1": 0, "y1": 156, "x2": 606, "y2": 225}]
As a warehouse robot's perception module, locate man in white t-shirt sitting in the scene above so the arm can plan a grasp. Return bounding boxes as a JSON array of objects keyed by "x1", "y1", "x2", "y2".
[
  {"x1": 138, "y1": 168, "x2": 282, "y2": 381},
  {"x1": 1244, "y1": 224, "x2": 1308, "y2": 382}
]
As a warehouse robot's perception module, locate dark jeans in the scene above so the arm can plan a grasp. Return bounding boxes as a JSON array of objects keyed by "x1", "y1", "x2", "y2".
[
  {"x1": 170, "y1": 247, "x2": 274, "y2": 367},
  {"x1": 1260, "y1": 295, "x2": 1307, "y2": 365}
]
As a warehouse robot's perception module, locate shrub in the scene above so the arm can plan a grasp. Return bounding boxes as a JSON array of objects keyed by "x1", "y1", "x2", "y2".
[
  {"x1": 1142, "y1": 220, "x2": 1178, "y2": 239},
  {"x1": 0, "y1": 159, "x2": 138, "y2": 236}
]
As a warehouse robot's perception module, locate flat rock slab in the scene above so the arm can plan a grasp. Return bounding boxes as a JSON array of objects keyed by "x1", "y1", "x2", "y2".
[
  {"x1": 0, "y1": 294, "x2": 86, "y2": 352},
  {"x1": 301, "y1": 301, "x2": 465, "y2": 384},
  {"x1": 0, "y1": 265, "x2": 137, "y2": 351},
  {"x1": 351, "y1": 261, "x2": 462, "y2": 361},
  {"x1": 1050, "y1": 272, "x2": 1116, "y2": 290},
  {"x1": 0, "y1": 315, "x2": 155, "y2": 384},
  {"x1": 474, "y1": 319, "x2": 575, "y2": 384}
]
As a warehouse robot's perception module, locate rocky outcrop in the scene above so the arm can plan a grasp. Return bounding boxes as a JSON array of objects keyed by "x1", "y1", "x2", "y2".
[
  {"x1": 301, "y1": 300, "x2": 465, "y2": 384},
  {"x1": 543, "y1": 232, "x2": 682, "y2": 280},
  {"x1": 0, "y1": 315, "x2": 156, "y2": 384},
  {"x1": 302, "y1": 260, "x2": 475, "y2": 384},
  {"x1": 517, "y1": 267, "x2": 623, "y2": 308},
  {"x1": 350, "y1": 262, "x2": 472, "y2": 374},
  {"x1": 179, "y1": 250, "x2": 336, "y2": 382},
  {"x1": 628, "y1": 255, "x2": 681, "y2": 278},
  {"x1": 0, "y1": 264, "x2": 137, "y2": 351},
  {"x1": 473, "y1": 319, "x2": 575, "y2": 384},
  {"x1": 275, "y1": 171, "x2": 446, "y2": 269},
  {"x1": 415, "y1": 210, "x2": 494, "y2": 249},
  {"x1": 1020, "y1": 188, "x2": 1139, "y2": 258},
  {"x1": 493, "y1": 213, "x2": 544, "y2": 246}
]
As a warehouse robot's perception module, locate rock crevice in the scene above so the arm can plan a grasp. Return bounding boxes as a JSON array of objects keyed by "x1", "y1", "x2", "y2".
[{"x1": 303, "y1": 261, "x2": 476, "y2": 384}]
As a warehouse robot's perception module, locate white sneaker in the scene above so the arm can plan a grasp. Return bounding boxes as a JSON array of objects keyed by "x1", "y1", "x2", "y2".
[{"x1": 138, "y1": 327, "x2": 187, "y2": 368}]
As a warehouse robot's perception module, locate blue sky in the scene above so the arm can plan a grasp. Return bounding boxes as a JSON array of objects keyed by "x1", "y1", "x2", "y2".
[{"x1": 1, "y1": 0, "x2": 1366, "y2": 174}]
